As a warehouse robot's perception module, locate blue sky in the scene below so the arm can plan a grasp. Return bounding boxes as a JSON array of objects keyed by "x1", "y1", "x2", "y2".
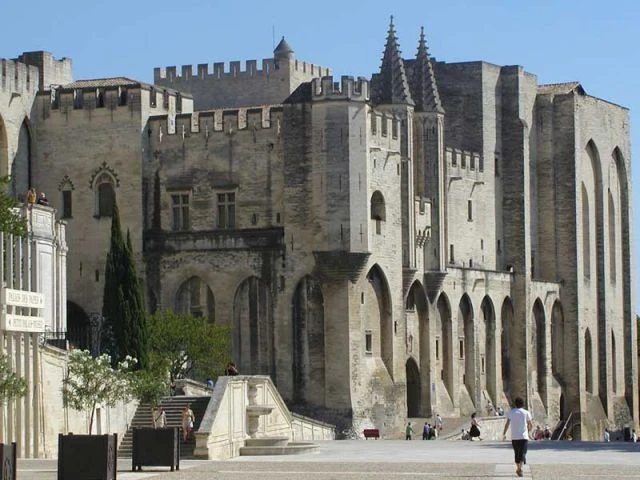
[{"x1": 2, "y1": 0, "x2": 638, "y2": 310}]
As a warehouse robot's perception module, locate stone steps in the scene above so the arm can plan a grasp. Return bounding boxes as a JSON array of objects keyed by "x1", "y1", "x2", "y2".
[
  {"x1": 118, "y1": 395, "x2": 210, "y2": 458},
  {"x1": 239, "y1": 439, "x2": 319, "y2": 456}
]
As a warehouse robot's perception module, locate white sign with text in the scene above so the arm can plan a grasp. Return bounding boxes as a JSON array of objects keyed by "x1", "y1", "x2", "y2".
[
  {"x1": 2, "y1": 288, "x2": 45, "y2": 308},
  {"x1": 3, "y1": 314, "x2": 45, "y2": 332}
]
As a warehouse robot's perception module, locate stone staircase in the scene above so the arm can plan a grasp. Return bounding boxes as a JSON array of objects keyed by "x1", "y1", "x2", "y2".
[{"x1": 118, "y1": 395, "x2": 210, "y2": 458}]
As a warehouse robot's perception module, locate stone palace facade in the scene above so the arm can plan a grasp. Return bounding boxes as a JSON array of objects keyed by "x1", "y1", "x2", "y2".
[{"x1": 0, "y1": 18, "x2": 635, "y2": 439}]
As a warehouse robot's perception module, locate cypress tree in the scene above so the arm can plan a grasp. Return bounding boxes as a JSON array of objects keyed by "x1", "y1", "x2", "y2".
[{"x1": 101, "y1": 202, "x2": 148, "y2": 368}]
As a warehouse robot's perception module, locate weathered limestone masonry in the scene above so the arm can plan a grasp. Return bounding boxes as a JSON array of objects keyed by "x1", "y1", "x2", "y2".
[
  {"x1": 31, "y1": 78, "x2": 192, "y2": 316},
  {"x1": 0, "y1": 18, "x2": 635, "y2": 441}
]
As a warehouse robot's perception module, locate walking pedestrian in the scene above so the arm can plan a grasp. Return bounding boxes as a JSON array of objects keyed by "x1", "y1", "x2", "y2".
[
  {"x1": 182, "y1": 404, "x2": 195, "y2": 441},
  {"x1": 469, "y1": 412, "x2": 482, "y2": 440},
  {"x1": 422, "y1": 422, "x2": 430, "y2": 440},
  {"x1": 502, "y1": 397, "x2": 533, "y2": 477},
  {"x1": 436, "y1": 414, "x2": 443, "y2": 432},
  {"x1": 405, "y1": 421, "x2": 414, "y2": 440}
]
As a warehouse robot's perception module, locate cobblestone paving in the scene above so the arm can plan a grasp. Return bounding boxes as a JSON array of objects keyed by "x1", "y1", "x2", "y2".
[{"x1": 17, "y1": 440, "x2": 640, "y2": 479}]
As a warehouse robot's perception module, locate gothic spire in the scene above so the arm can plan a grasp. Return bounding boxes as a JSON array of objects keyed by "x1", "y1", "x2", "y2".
[
  {"x1": 372, "y1": 16, "x2": 414, "y2": 106},
  {"x1": 412, "y1": 26, "x2": 444, "y2": 113}
]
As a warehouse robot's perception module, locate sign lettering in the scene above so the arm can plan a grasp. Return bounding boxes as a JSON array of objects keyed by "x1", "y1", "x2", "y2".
[
  {"x1": 3, "y1": 314, "x2": 45, "y2": 332},
  {"x1": 2, "y1": 288, "x2": 45, "y2": 308}
]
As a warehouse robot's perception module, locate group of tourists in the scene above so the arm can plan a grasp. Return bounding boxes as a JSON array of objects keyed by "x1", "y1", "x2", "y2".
[
  {"x1": 405, "y1": 414, "x2": 443, "y2": 440},
  {"x1": 25, "y1": 187, "x2": 48, "y2": 207}
]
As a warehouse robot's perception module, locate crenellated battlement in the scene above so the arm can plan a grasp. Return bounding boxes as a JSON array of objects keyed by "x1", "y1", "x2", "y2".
[
  {"x1": 39, "y1": 82, "x2": 191, "y2": 115},
  {"x1": 148, "y1": 105, "x2": 282, "y2": 138},
  {"x1": 1, "y1": 58, "x2": 39, "y2": 94},
  {"x1": 311, "y1": 76, "x2": 369, "y2": 102},
  {"x1": 445, "y1": 147, "x2": 484, "y2": 175},
  {"x1": 154, "y1": 57, "x2": 330, "y2": 83}
]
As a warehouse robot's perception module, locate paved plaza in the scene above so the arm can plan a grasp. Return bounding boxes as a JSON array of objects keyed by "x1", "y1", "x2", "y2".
[{"x1": 17, "y1": 440, "x2": 640, "y2": 479}]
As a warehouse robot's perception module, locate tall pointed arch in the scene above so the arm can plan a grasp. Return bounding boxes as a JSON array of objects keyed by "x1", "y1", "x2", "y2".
[
  {"x1": 233, "y1": 276, "x2": 273, "y2": 377},
  {"x1": 501, "y1": 297, "x2": 515, "y2": 398},
  {"x1": 366, "y1": 264, "x2": 393, "y2": 375},
  {"x1": 551, "y1": 300, "x2": 565, "y2": 381},
  {"x1": 608, "y1": 189, "x2": 616, "y2": 282},
  {"x1": 585, "y1": 328, "x2": 594, "y2": 394},
  {"x1": 13, "y1": 119, "x2": 32, "y2": 196},
  {"x1": 481, "y1": 296, "x2": 496, "y2": 405},
  {"x1": 292, "y1": 275, "x2": 325, "y2": 405},
  {"x1": 581, "y1": 183, "x2": 591, "y2": 280},
  {"x1": 611, "y1": 147, "x2": 632, "y2": 407},
  {"x1": 408, "y1": 281, "x2": 431, "y2": 416},
  {"x1": 175, "y1": 276, "x2": 215, "y2": 322},
  {"x1": 532, "y1": 299, "x2": 547, "y2": 405},
  {"x1": 458, "y1": 294, "x2": 475, "y2": 406},
  {"x1": 585, "y1": 140, "x2": 606, "y2": 408},
  {"x1": 437, "y1": 292, "x2": 453, "y2": 399}
]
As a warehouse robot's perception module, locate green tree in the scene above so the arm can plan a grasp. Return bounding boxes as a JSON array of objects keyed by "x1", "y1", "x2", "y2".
[
  {"x1": 62, "y1": 350, "x2": 134, "y2": 434},
  {"x1": 147, "y1": 310, "x2": 231, "y2": 382},
  {"x1": 0, "y1": 354, "x2": 27, "y2": 402},
  {"x1": 129, "y1": 366, "x2": 168, "y2": 408},
  {"x1": 101, "y1": 202, "x2": 148, "y2": 368},
  {"x1": 0, "y1": 176, "x2": 27, "y2": 237}
]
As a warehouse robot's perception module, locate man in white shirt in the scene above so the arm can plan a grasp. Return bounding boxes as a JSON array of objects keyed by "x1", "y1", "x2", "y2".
[{"x1": 502, "y1": 397, "x2": 533, "y2": 478}]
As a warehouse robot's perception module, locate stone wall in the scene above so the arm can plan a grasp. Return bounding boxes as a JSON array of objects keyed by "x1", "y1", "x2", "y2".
[{"x1": 39, "y1": 346, "x2": 138, "y2": 458}]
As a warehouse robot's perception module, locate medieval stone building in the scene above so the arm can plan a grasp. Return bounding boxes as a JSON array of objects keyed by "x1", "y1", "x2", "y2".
[{"x1": 1, "y1": 18, "x2": 635, "y2": 439}]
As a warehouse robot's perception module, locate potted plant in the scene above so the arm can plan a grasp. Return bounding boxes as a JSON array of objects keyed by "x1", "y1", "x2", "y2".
[
  {"x1": 129, "y1": 367, "x2": 180, "y2": 472},
  {"x1": 0, "y1": 354, "x2": 27, "y2": 480},
  {"x1": 59, "y1": 350, "x2": 133, "y2": 480}
]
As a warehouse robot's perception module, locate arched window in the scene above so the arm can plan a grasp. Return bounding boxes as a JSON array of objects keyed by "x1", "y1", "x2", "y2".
[
  {"x1": 59, "y1": 176, "x2": 74, "y2": 219},
  {"x1": 371, "y1": 191, "x2": 386, "y2": 235},
  {"x1": 95, "y1": 172, "x2": 116, "y2": 217}
]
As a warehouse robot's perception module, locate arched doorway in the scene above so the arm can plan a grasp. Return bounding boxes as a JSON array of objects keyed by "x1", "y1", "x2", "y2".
[
  {"x1": 67, "y1": 301, "x2": 90, "y2": 350},
  {"x1": 458, "y1": 294, "x2": 475, "y2": 405},
  {"x1": 233, "y1": 276, "x2": 273, "y2": 377},
  {"x1": 501, "y1": 297, "x2": 515, "y2": 399},
  {"x1": 409, "y1": 281, "x2": 431, "y2": 416},
  {"x1": 481, "y1": 296, "x2": 496, "y2": 405},
  {"x1": 406, "y1": 357, "x2": 420, "y2": 417},
  {"x1": 292, "y1": 275, "x2": 325, "y2": 405}
]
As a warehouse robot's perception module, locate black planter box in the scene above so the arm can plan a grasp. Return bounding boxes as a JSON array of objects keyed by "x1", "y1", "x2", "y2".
[
  {"x1": 0, "y1": 442, "x2": 16, "y2": 480},
  {"x1": 132, "y1": 427, "x2": 180, "y2": 472},
  {"x1": 57, "y1": 433, "x2": 117, "y2": 480}
]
